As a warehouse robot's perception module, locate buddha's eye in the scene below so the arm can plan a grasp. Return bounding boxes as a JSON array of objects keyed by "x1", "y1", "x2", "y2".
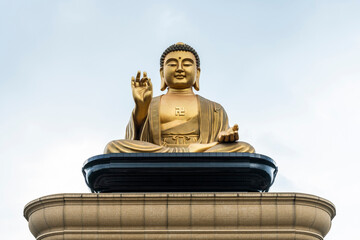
[
  {"x1": 182, "y1": 60, "x2": 193, "y2": 67},
  {"x1": 167, "y1": 63, "x2": 177, "y2": 67}
]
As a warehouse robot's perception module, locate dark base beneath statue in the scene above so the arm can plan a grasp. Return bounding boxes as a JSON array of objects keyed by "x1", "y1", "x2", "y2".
[{"x1": 82, "y1": 153, "x2": 277, "y2": 193}]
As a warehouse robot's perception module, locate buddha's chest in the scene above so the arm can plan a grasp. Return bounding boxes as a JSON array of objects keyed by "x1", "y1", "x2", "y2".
[{"x1": 159, "y1": 95, "x2": 199, "y2": 123}]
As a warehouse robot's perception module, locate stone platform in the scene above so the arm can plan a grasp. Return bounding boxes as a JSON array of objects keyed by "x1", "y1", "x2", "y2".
[
  {"x1": 24, "y1": 192, "x2": 335, "y2": 240},
  {"x1": 82, "y1": 153, "x2": 278, "y2": 193}
]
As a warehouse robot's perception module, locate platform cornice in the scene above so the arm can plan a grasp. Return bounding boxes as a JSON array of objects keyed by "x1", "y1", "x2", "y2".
[{"x1": 24, "y1": 192, "x2": 336, "y2": 220}]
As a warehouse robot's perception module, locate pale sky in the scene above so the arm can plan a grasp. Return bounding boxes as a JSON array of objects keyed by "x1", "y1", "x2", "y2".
[{"x1": 1, "y1": 1, "x2": 360, "y2": 239}]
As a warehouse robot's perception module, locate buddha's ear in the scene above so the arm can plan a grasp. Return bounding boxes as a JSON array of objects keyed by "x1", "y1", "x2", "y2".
[
  {"x1": 160, "y1": 68, "x2": 167, "y2": 91},
  {"x1": 193, "y1": 68, "x2": 201, "y2": 91}
]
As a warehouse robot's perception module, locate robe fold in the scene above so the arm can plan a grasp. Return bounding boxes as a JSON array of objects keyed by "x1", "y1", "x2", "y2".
[
  {"x1": 104, "y1": 95, "x2": 255, "y2": 153},
  {"x1": 127, "y1": 95, "x2": 228, "y2": 144}
]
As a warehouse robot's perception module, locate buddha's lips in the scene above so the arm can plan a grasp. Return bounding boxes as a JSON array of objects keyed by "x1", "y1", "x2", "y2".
[{"x1": 175, "y1": 75, "x2": 185, "y2": 78}]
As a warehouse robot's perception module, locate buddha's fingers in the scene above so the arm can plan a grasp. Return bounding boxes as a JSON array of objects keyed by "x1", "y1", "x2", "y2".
[
  {"x1": 147, "y1": 78, "x2": 153, "y2": 89},
  {"x1": 232, "y1": 124, "x2": 239, "y2": 131},
  {"x1": 136, "y1": 70, "x2": 141, "y2": 81},
  {"x1": 131, "y1": 76, "x2": 135, "y2": 87},
  {"x1": 234, "y1": 131, "x2": 239, "y2": 141},
  {"x1": 134, "y1": 71, "x2": 141, "y2": 87},
  {"x1": 224, "y1": 135, "x2": 229, "y2": 142},
  {"x1": 140, "y1": 71, "x2": 147, "y2": 86},
  {"x1": 218, "y1": 133, "x2": 225, "y2": 142},
  {"x1": 132, "y1": 76, "x2": 140, "y2": 88},
  {"x1": 140, "y1": 78, "x2": 147, "y2": 86},
  {"x1": 229, "y1": 133, "x2": 235, "y2": 142}
]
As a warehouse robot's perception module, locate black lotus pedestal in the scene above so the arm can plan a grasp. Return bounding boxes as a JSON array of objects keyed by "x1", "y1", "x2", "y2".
[{"x1": 82, "y1": 152, "x2": 278, "y2": 193}]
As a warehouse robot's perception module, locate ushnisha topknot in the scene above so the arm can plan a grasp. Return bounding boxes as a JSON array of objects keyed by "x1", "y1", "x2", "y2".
[{"x1": 160, "y1": 42, "x2": 200, "y2": 69}]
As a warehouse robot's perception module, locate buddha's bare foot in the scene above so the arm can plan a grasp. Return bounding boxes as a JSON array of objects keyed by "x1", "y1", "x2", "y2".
[{"x1": 188, "y1": 142, "x2": 219, "y2": 152}]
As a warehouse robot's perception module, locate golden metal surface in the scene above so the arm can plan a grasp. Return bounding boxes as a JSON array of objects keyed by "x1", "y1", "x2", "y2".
[
  {"x1": 105, "y1": 43, "x2": 254, "y2": 153},
  {"x1": 24, "y1": 193, "x2": 336, "y2": 240}
]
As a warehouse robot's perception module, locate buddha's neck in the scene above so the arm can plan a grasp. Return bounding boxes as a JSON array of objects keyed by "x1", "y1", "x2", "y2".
[{"x1": 166, "y1": 87, "x2": 195, "y2": 95}]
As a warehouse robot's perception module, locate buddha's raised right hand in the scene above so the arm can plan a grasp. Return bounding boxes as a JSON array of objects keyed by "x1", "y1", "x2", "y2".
[{"x1": 131, "y1": 71, "x2": 153, "y2": 126}]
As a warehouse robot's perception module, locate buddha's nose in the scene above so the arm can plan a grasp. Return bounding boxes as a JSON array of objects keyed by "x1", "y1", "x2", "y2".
[{"x1": 176, "y1": 65, "x2": 184, "y2": 72}]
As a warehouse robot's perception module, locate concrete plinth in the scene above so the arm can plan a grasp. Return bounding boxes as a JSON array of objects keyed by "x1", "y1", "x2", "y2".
[{"x1": 24, "y1": 193, "x2": 335, "y2": 240}]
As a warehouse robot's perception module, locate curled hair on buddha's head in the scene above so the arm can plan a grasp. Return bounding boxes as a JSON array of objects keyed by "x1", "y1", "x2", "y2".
[{"x1": 160, "y1": 42, "x2": 200, "y2": 69}]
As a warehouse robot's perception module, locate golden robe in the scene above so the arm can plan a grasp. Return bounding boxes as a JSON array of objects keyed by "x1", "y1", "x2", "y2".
[{"x1": 104, "y1": 95, "x2": 255, "y2": 153}]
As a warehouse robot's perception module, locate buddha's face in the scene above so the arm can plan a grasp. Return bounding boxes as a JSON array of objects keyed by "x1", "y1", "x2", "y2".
[{"x1": 160, "y1": 51, "x2": 200, "y2": 90}]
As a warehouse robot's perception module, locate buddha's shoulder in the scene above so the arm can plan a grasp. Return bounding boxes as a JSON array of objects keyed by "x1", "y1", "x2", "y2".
[{"x1": 196, "y1": 95, "x2": 226, "y2": 112}]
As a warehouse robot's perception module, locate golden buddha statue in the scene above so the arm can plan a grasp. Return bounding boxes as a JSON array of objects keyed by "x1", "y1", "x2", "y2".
[{"x1": 104, "y1": 43, "x2": 255, "y2": 153}]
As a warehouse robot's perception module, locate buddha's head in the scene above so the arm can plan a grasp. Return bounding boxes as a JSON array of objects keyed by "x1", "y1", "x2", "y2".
[{"x1": 160, "y1": 42, "x2": 201, "y2": 91}]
